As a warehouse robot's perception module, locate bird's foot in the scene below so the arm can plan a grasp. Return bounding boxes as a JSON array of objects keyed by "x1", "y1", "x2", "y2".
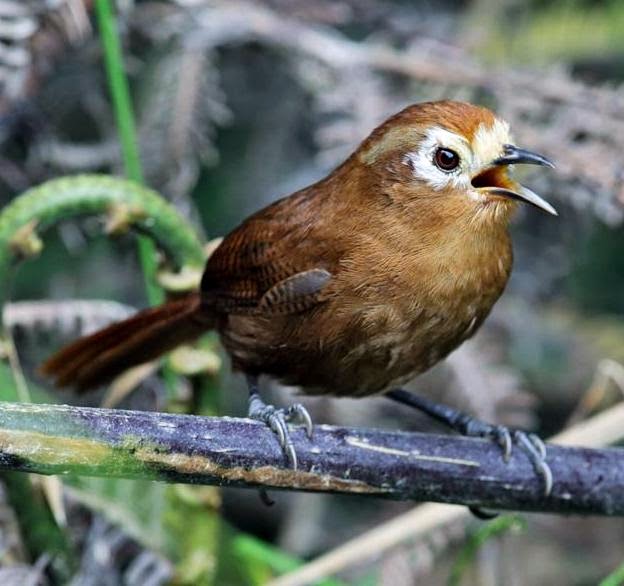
[
  {"x1": 454, "y1": 416, "x2": 552, "y2": 497},
  {"x1": 386, "y1": 389, "x2": 552, "y2": 497},
  {"x1": 248, "y1": 392, "x2": 313, "y2": 470}
]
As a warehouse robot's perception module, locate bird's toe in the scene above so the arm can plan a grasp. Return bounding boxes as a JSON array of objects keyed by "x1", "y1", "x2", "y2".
[
  {"x1": 247, "y1": 396, "x2": 315, "y2": 470},
  {"x1": 512, "y1": 430, "x2": 552, "y2": 497}
]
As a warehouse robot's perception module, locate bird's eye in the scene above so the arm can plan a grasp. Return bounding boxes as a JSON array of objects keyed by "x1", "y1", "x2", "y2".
[{"x1": 434, "y1": 148, "x2": 460, "y2": 172}]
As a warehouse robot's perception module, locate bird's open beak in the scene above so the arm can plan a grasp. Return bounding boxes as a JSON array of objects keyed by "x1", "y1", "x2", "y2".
[
  {"x1": 492, "y1": 144, "x2": 555, "y2": 169},
  {"x1": 473, "y1": 144, "x2": 557, "y2": 216}
]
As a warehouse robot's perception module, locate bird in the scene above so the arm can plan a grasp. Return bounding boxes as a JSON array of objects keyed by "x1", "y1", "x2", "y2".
[{"x1": 41, "y1": 100, "x2": 557, "y2": 493}]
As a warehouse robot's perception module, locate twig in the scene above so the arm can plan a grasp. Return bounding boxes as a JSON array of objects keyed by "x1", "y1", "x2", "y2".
[
  {"x1": 4, "y1": 300, "x2": 135, "y2": 337},
  {"x1": 269, "y1": 401, "x2": 624, "y2": 586},
  {"x1": 567, "y1": 359, "x2": 624, "y2": 425},
  {"x1": 0, "y1": 402, "x2": 622, "y2": 516}
]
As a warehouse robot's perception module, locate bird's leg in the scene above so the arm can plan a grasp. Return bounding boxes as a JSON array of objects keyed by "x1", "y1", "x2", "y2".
[
  {"x1": 386, "y1": 388, "x2": 553, "y2": 497},
  {"x1": 246, "y1": 375, "x2": 313, "y2": 470}
]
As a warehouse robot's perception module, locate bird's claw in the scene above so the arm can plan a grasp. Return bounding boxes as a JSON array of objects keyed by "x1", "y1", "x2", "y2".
[
  {"x1": 386, "y1": 390, "x2": 554, "y2": 521},
  {"x1": 452, "y1": 412, "x2": 551, "y2": 496},
  {"x1": 466, "y1": 426, "x2": 551, "y2": 522},
  {"x1": 474, "y1": 424, "x2": 552, "y2": 497},
  {"x1": 248, "y1": 397, "x2": 314, "y2": 470},
  {"x1": 490, "y1": 425, "x2": 513, "y2": 462},
  {"x1": 284, "y1": 403, "x2": 314, "y2": 438},
  {"x1": 513, "y1": 431, "x2": 552, "y2": 497}
]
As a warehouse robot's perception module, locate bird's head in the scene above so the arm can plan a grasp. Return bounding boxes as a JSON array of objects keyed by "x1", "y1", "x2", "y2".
[{"x1": 356, "y1": 100, "x2": 556, "y2": 225}]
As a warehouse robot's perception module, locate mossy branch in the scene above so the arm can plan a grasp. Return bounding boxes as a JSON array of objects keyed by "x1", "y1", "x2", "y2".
[
  {"x1": 0, "y1": 174, "x2": 205, "y2": 307},
  {"x1": 0, "y1": 401, "x2": 623, "y2": 515}
]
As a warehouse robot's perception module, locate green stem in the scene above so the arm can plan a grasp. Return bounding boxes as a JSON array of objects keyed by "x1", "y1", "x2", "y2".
[
  {"x1": 94, "y1": 0, "x2": 161, "y2": 305},
  {"x1": 0, "y1": 174, "x2": 204, "y2": 309},
  {"x1": 232, "y1": 535, "x2": 347, "y2": 586},
  {"x1": 94, "y1": 0, "x2": 143, "y2": 183}
]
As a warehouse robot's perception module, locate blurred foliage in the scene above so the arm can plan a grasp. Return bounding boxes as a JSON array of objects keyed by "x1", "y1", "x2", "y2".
[
  {"x1": 600, "y1": 560, "x2": 624, "y2": 586},
  {"x1": 2, "y1": 472, "x2": 75, "y2": 582},
  {"x1": 448, "y1": 515, "x2": 527, "y2": 586},
  {"x1": 478, "y1": 0, "x2": 624, "y2": 65},
  {"x1": 568, "y1": 224, "x2": 624, "y2": 314}
]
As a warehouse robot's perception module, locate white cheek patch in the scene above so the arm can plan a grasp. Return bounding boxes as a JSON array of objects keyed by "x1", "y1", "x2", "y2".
[{"x1": 402, "y1": 126, "x2": 472, "y2": 191}]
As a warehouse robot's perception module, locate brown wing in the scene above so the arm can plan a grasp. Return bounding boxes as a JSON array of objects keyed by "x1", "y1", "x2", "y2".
[{"x1": 201, "y1": 191, "x2": 336, "y2": 315}]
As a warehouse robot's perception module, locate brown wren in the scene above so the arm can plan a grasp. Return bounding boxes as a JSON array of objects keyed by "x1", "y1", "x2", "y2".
[{"x1": 42, "y1": 100, "x2": 557, "y2": 492}]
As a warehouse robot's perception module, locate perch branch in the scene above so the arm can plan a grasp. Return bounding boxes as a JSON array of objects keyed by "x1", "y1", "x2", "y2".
[
  {"x1": 0, "y1": 402, "x2": 622, "y2": 515},
  {"x1": 270, "y1": 402, "x2": 624, "y2": 586}
]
